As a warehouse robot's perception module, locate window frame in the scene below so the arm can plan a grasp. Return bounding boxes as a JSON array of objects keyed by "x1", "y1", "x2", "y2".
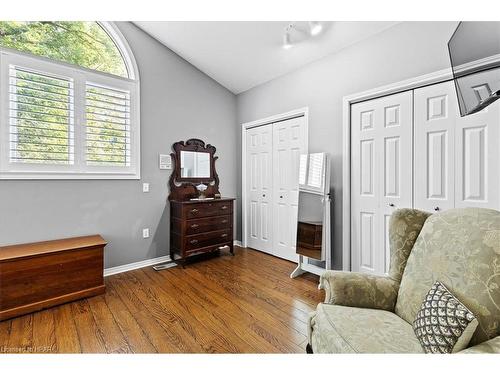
[{"x1": 0, "y1": 22, "x2": 140, "y2": 180}]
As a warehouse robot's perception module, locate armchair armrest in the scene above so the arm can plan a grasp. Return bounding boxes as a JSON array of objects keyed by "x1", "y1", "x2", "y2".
[
  {"x1": 459, "y1": 336, "x2": 500, "y2": 353},
  {"x1": 319, "y1": 271, "x2": 399, "y2": 312}
]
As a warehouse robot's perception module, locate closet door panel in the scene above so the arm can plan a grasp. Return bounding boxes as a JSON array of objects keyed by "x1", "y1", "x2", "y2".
[
  {"x1": 351, "y1": 91, "x2": 412, "y2": 275},
  {"x1": 351, "y1": 101, "x2": 379, "y2": 273},
  {"x1": 246, "y1": 124, "x2": 273, "y2": 252},
  {"x1": 378, "y1": 92, "x2": 413, "y2": 275},
  {"x1": 272, "y1": 116, "x2": 307, "y2": 262},
  {"x1": 414, "y1": 81, "x2": 455, "y2": 213},
  {"x1": 455, "y1": 104, "x2": 500, "y2": 209}
]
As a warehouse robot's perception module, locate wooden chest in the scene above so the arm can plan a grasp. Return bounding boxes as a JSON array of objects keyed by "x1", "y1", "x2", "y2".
[
  {"x1": 170, "y1": 198, "x2": 234, "y2": 263},
  {"x1": 0, "y1": 235, "x2": 106, "y2": 321}
]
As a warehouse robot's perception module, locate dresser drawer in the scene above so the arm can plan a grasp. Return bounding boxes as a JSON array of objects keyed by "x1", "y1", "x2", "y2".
[
  {"x1": 184, "y1": 201, "x2": 232, "y2": 219},
  {"x1": 185, "y1": 215, "x2": 232, "y2": 235},
  {"x1": 185, "y1": 229, "x2": 232, "y2": 251}
]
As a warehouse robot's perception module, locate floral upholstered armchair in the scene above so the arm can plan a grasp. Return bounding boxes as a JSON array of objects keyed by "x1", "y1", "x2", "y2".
[{"x1": 307, "y1": 208, "x2": 500, "y2": 353}]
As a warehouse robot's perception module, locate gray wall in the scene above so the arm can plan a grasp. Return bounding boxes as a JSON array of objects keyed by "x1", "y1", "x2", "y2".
[
  {"x1": 236, "y1": 21, "x2": 458, "y2": 269},
  {"x1": 0, "y1": 22, "x2": 237, "y2": 269}
]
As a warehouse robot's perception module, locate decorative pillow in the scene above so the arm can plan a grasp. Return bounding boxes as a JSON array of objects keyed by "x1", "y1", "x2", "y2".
[{"x1": 413, "y1": 281, "x2": 478, "y2": 353}]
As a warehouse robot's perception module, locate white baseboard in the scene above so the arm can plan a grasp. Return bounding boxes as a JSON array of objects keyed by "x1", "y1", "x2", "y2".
[
  {"x1": 233, "y1": 240, "x2": 243, "y2": 247},
  {"x1": 104, "y1": 255, "x2": 172, "y2": 277}
]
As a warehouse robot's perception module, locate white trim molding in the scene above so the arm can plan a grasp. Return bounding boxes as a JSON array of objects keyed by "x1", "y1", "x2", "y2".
[
  {"x1": 233, "y1": 240, "x2": 243, "y2": 247},
  {"x1": 241, "y1": 107, "x2": 309, "y2": 248},
  {"x1": 104, "y1": 255, "x2": 173, "y2": 277},
  {"x1": 342, "y1": 68, "x2": 453, "y2": 271}
]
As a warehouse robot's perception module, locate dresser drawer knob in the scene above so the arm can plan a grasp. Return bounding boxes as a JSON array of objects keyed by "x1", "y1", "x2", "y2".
[
  {"x1": 191, "y1": 224, "x2": 199, "y2": 229},
  {"x1": 221, "y1": 219, "x2": 228, "y2": 224},
  {"x1": 221, "y1": 206, "x2": 228, "y2": 210},
  {"x1": 190, "y1": 208, "x2": 199, "y2": 214},
  {"x1": 221, "y1": 234, "x2": 228, "y2": 238},
  {"x1": 190, "y1": 239, "x2": 199, "y2": 245}
]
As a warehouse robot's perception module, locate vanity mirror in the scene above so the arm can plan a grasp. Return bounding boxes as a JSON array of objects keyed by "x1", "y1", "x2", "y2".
[
  {"x1": 168, "y1": 138, "x2": 220, "y2": 201},
  {"x1": 180, "y1": 151, "x2": 211, "y2": 178},
  {"x1": 291, "y1": 152, "x2": 332, "y2": 278}
]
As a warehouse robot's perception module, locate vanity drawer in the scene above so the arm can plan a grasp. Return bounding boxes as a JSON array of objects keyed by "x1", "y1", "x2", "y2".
[
  {"x1": 184, "y1": 201, "x2": 233, "y2": 219},
  {"x1": 185, "y1": 229, "x2": 232, "y2": 251},
  {"x1": 185, "y1": 215, "x2": 232, "y2": 235}
]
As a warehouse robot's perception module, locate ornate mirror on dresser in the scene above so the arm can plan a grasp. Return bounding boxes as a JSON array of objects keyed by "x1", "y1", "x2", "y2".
[{"x1": 167, "y1": 139, "x2": 234, "y2": 266}]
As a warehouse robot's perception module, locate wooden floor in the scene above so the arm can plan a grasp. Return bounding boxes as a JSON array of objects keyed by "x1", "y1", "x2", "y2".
[{"x1": 0, "y1": 247, "x2": 323, "y2": 353}]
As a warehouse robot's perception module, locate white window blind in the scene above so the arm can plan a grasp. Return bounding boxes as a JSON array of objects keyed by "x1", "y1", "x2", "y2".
[
  {"x1": 85, "y1": 83, "x2": 131, "y2": 166},
  {"x1": 0, "y1": 50, "x2": 140, "y2": 179},
  {"x1": 9, "y1": 66, "x2": 74, "y2": 165},
  {"x1": 307, "y1": 153, "x2": 324, "y2": 189}
]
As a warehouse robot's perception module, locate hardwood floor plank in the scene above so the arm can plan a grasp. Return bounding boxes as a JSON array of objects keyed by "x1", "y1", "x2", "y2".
[
  {"x1": 108, "y1": 276, "x2": 192, "y2": 353},
  {"x1": 201, "y1": 258, "x2": 317, "y2": 323},
  {"x1": 176, "y1": 265, "x2": 307, "y2": 351},
  {"x1": 71, "y1": 299, "x2": 107, "y2": 353},
  {"x1": 106, "y1": 279, "x2": 181, "y2": 353},
  {"x1": 103, "y1": 282, "x2": 156, "y2": 353},
  {"x1": 32, "y1": 309, "x2": 57, "y2": 353},
  {"x1": 87, "y1": 295, "x2": 132, "y2": 353},
  {"x1": 53, "y1": 304, "x2": 81, "y2": 353},
  {"x1": 2, "y1": 246, "x2": 320, "y2": 353},
  {"x1": 7, "y1": 314, "x2": 32, "y2": 353},
  {"x1": 153, "y1": 267, "x2": 296, "y2": 353},
  {"x1": 190, "y1": 259, "x2": 309, "y2": 343},
  {"x1": 0, "y1": 320, "x2": 12, "y2": 353},
  {"x1": 141, "y1": 267, "x2": 261, "y2": 353},
  {"x1": 123, "y1": 269, "x2": 225, "y2": 353}
]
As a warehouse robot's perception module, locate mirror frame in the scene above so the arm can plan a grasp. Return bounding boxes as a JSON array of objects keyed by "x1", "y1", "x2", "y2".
[{"x1": 168, "y1": 138, "x2": 221, "y2": 201}]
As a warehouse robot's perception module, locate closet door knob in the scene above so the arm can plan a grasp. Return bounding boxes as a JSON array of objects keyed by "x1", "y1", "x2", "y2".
[
  {"x1": 388, "y1": 203, "x2": 395, "y2": 207},
  {"x1": 280, "y1": 195, "x2": 283, "y2": 199},
  {"x1": 190, "y1": 239, "x2": 198, "y2": 245},
  {"x1": 262, "y1": 194, "x2": 266, "y2": 197},
  {"x1": 434, "y1": 207, "x2": 440, "y2": 211}
]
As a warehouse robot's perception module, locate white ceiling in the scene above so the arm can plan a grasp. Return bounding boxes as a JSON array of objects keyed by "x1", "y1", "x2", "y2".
[{"x1": 133, "y1": 21, "x2": 399, "y2": 94}]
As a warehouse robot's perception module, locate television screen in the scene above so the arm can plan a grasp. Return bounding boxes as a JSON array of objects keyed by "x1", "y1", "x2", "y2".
[{"x1": 448, "y1": 22, "x2": 500, "y2": 116}]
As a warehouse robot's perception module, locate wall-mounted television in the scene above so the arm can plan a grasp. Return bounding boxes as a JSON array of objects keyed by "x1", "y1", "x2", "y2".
[{"x1": 448, "y1": 21, "x2": 500, "y2": 116}]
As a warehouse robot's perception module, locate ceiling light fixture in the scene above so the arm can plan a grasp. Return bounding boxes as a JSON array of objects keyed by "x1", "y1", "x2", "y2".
[
  {"x1": 283, "y1": 31, "x2": 292, "y2": 49},
  {"x1": 283, "y1": 24, "x2": 293, "y2": 50},
  {"x1": 309, "y1": 21, "x2": 323, "y2": 36}
]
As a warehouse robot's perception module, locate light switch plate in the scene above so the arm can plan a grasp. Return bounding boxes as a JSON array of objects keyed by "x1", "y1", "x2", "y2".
[
  {"x1": 143, "y1": 183, "x2": 150, "y2": 193},
  {"x1": 142, "y1": 228, "x2": 150, "y2": 238},
  {"x1": 159, "y1": 154, "x2": 172, "y2": 169}
]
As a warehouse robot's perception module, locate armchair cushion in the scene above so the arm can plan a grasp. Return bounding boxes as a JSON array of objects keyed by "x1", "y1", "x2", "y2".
[
  {"x1": 459, "y1": 336, "x2": 500, "y2": 353},
  {"x1": 388, "y1": 209, "x2": 431, "y2": 282},
  {"x1": 308, "y1": 304, "x2": 424, "y2": 353},
  {"x1": 319, "y1": 271, "x2": 399, "y2": 311}
]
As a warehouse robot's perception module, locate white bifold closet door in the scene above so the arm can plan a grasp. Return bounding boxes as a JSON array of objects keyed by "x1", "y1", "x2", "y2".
[
  {"x1": 350, "y1": 91, "x2": 413, "y2": 274},
  {"x1": 245, "y1": 116, "x2": 307, "y2": 262},
  {"x1": 351, "y1": 80, "x2": 500, "y2": 276},
  {"x1": 246, "y1": 123, "x2": 274, "y2": 253},
  {"x1": 272, "y1": 117, "x2": 307, "y2": 261},
  {"x1": 414, "y1": 80, "x2": 499, "y2": 211}
]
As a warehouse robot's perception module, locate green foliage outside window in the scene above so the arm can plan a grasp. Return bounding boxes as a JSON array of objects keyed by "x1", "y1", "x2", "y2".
[{"x1": 0, "y1": 21, "x2": 127, "y2": 77}]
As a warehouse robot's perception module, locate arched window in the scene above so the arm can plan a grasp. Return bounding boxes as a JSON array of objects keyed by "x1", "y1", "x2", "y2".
[{"x1": 0, "y1": 22, "x2": 140, "y2": 179}]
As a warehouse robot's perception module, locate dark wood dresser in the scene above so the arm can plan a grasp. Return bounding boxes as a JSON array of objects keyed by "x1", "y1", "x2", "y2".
[{"x1": 170, "y1": 198, "x2": 234, "y2": 264}]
